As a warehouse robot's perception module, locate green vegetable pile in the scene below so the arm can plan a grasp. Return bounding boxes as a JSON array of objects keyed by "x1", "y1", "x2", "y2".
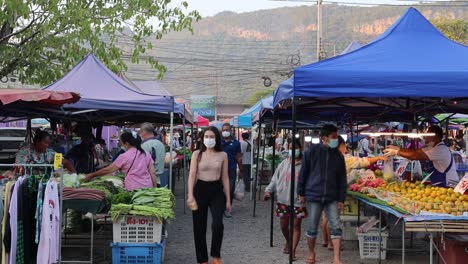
[
  {"x1": 132, "y1": 188, "x2": 175, "y2": 209},
  {"x1": 110, "y1": 204, "x2": 175, "y2": 222},
  {"x1": 110, "y1": 191, "x2": 133, "y2": 204},
  {"x1": 110, "y1": 187, "x2": 175, "y2": 221},
  {"x1": 80, "y1": 180, "x2": 123, "y2": 200}
]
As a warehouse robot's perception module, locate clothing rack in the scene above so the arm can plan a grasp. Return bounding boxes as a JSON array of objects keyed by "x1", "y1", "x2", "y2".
[{"x1": 0, "y1": 163, "x2": 65, "y2": 264}]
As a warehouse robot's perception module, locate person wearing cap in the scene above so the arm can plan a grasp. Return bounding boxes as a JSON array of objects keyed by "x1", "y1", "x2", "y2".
[{"x1": 384, "y1": 125, "x2": 459, "y2": 187}]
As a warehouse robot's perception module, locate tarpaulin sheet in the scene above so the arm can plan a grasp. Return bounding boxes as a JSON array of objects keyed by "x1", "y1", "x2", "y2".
[{"x1": 0, "y1": 88, "x2": 80, "y2": 105}]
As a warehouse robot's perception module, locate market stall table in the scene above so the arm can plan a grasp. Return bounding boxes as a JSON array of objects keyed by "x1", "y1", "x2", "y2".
[
  {"x1": 61, "y1": 190, "x2": 110, "y2": 264},
  {"x1": 351, "y1": 194, "x2": 468, "y2": 264}
]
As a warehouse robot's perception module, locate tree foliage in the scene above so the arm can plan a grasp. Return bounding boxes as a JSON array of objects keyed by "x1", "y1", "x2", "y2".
[
  {"x1": 0, "y1": 0, "x2": 200, "y2": 84},
  {"x1": 432, "y1": 18, "x2": 468, "y2": 44},
  {"x1": 246, "y1": 88, "x2": 274, "y2": 106}
]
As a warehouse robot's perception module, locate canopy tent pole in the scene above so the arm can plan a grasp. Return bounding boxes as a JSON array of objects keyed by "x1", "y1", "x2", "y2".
[
  {"x1": 445, "y1": 118, "x2": 450, "y2": 144},
  {"x1": 96, "y1": 123, "x2": 103, "y2": 141},
  {"x1": 250, "y1": 127, "x2": 255, "y2": 196},
  {"x1": 252, "y1": 119, "x2": 262, "y2": 217},
  {"x1": 258, "y1": 130, "x2": 267, "y2": 201},
  {"x1": 169, "y1": 112, "x2": 174, "y2": 193},
  {"x1": 350, "y1": 118, "x2": 355, "y2": 156},
  {"x1": 270, "y1": 116, "x2": 278, "y2": 247},
  {"x1": 183, "y1": 114, "x2": 187, "y2": 214},
  {"x1": 289, "y1": 96, "x2": 297, "y2": 264}
]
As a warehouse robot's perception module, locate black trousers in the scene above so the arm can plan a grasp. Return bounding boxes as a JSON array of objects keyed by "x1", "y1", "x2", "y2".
[{"x1": 192, "y1": 180, "x2": 226, "y2": 263}]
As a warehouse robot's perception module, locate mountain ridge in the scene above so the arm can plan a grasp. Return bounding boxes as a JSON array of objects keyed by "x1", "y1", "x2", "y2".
[{"x1": 123, "y1": 4, "x2": 467, "y2": 105}]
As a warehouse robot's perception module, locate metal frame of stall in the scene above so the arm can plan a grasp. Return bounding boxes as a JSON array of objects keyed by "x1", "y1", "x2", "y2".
[{"x1": 354, "y1": 197, "x2": 468, "y2": 264}]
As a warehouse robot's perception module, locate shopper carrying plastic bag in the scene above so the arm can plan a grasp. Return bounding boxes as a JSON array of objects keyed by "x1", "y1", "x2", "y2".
[{"x1": 234, "y1": 180, "x2": 245, "y2": 201}]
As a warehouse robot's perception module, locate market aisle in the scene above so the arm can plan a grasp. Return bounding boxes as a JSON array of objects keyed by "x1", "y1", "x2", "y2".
[{"x1": 165, "y1": 182, "x2": 431, "y2": 264}]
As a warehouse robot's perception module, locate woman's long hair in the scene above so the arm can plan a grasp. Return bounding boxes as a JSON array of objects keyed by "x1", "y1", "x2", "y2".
[
  {"x1": 197, "y1": 126, "x2": 223, "y2": 162},
  {"x1": 120, "y1": 132, "x2": 145, "y2": 154}
]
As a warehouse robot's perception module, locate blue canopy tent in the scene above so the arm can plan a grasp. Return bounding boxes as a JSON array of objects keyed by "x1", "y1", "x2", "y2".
[
  {"x1": 235, "y1": 96, "x2": 273, "y2": 128},
  {"x1": 274, "y1": 8, "x2": 468, "y2": 121},
  {"x1": 270, "y1": 8, "x2": 468, "y2": 264},
  {"x1": 238, "y1": 100, "x2": 262, "y2": 128}
]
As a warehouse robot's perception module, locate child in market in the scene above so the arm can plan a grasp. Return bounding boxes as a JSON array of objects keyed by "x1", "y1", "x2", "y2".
[{"x1": 264, "y1": 142, "x2": 307, "y2": 261}]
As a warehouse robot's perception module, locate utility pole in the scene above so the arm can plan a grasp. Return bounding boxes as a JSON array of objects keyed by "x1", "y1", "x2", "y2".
[
  {"x1": 317, "y1": 0, "x2": 323, "y2": 61},
  {"x1": 215, "y1": 68, "x2": 219, "y2": 121}
]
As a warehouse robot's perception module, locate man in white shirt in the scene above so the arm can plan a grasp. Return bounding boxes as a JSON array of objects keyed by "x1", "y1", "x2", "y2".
[
  {"x1": 384, "y1": 126, "x2": 459, "y2": 187},
  {"x1": 275, "y1": 133, "x2": 284, "y2": 151},
  {"x1": 240, "y1": 132, "x2": 252, "y2": 192},
  {"x1": 358, "y1": 136, "x2": 372, "y2": 157}
]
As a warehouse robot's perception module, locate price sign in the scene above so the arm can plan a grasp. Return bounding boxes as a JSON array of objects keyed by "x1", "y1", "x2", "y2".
[
  {"x1": 454, "y1": 174, "x2": 468, "y2": 194},
  {"x1": 395, "y1": 160, "x2": 409, "y2": 178},
  {"x1": 53, "y1": 153, "x2": 63, "y2": 169}
]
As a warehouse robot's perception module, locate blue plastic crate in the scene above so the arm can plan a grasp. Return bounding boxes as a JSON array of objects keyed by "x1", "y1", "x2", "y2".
[{"x1": 111, "y1": 241, "x2": 165, "y2": 264}]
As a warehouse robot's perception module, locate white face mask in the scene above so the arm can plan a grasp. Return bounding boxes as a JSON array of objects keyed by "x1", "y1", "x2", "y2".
[
  {"x1": 204, "y1": 138, "x2": 216, "y2": 149},
  {"x1": 288, "y1": 149, "x2": 300, "y2": 157},
  {"x1": 426, "y1": 141, "x2": 435, "y2": 148},
  {"x1": 222, "y1": 131, "x2": 231, "y2": 138}
]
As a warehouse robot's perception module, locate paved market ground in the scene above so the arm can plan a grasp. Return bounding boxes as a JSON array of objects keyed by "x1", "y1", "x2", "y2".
[{"x1": 165, "y1": 182, "x2": 433, "y2": 264}]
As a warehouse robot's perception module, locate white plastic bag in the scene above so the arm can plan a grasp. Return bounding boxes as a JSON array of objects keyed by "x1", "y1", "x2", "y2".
[
  {"x1": 234, "y1": 180, "x2": 245, "y2": 201},
  {"x1": 383, "y1": 157, "x2": 395, "y2": 181},
  {"x1": 412, "y1": 161, "x2": 423, "y2": 178}
]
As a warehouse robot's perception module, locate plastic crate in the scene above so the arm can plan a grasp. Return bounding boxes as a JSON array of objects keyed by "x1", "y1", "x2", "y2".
[
  {"x1": 342, "y1": 221, "x2": 358, "y2": 241},
  {"x1": 111, "y1": 241, "x2": 165, "y2": 264},
  {"x1": 357, "y1": 228, "x2": 388, "y2": 259},
  {"x1": 113, "y1": 215, "x2": 163, "y2": 243}
]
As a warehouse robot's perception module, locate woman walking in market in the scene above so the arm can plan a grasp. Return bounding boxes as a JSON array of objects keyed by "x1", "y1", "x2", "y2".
[
  {"x1": 264, "y1": 142, "x2": 307, "y2": 261},
  {"x1": 187, "y1": 126, "x2": 231, "y2": 264}
]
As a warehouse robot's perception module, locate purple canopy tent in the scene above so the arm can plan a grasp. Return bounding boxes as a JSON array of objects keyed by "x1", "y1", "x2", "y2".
[
  {"x1": 43, "y1": 53, "x2": 181, "y2": 190},
  {"x1": 43, "y1": 54, "x2": 175, "y2": 116}
]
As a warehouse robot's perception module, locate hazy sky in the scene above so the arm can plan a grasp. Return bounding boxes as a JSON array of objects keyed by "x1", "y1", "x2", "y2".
[{"x1": 182, "y1": 0, "x2": 418, "y2": 17}]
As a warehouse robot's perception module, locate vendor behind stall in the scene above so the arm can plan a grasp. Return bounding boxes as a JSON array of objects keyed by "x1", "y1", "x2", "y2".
[
  {"x1": 384, "y1": 126, "x2": 459, "y2": 187},
  {"x1": 338, "y1": 136, "x2": 386, "y2": 176},
  {"x1": 15, "y1": 130, "x2": 76, "y2": 175},
  {"x1": 65, "y1": 126, "x2": 98, "y2": 174},
  {"x1": 84, "y1": 132, "x2": 157, "y2": 191}
]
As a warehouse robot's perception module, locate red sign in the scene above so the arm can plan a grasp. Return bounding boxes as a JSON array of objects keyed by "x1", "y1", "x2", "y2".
[{"x1": 126, "y1": 216, "x2": 150, "y2": 225}]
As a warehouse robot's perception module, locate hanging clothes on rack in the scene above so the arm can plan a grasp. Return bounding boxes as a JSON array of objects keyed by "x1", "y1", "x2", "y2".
[
  {"x1": 17, "y1": 176, "x2": 40, "y2": 264},
  {"x1": 9, "y1": 176, "x2": 25, "y2": 264},
  {"x1": 35, "y1": 181, "x2": 46, "y2": 244},
  {"x1": 37, "y1": 180, "x2": 60, "y2": 264},
  {"x1": 2, "y1": 180, "x2": 14, "y2": 264},
  {"x1": 0, "y1": 182, "x2": 5, "y2": 263}
]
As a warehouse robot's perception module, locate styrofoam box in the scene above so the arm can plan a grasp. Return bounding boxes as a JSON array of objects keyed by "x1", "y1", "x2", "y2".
[
  {"x1": 357, "y1": 228, "x2": 389, "y2": 260},
  {"x1": 113, "y1": 215, "x2": 163, "y2": 243}
]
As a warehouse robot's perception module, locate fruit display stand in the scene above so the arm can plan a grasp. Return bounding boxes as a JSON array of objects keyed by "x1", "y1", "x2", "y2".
[{"x1": 349, "y1": 191, "x2": 468, "y2": 264}]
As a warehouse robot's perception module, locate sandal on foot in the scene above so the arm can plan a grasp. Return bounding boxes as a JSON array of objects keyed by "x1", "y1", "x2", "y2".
[
  {"x1": 305, "y1": 258, "x2": 315, "y2": 264},
  {"x1": 283, "y1": 248, "x2": 289, "y2": 254}
]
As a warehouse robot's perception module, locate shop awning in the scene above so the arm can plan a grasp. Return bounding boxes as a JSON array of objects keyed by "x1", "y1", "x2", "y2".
[
  {"x1": 196, "y1": 115, "x2": 210, "y2": 127},
  {"x1": 0, "y1": 88, "x2": 80, "y2": 105}
]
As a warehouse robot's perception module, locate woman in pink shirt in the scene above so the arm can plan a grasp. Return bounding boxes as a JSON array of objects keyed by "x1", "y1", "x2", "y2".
[{"x1": 84, "y1": 132, "x2": 157, "y2": 191}]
